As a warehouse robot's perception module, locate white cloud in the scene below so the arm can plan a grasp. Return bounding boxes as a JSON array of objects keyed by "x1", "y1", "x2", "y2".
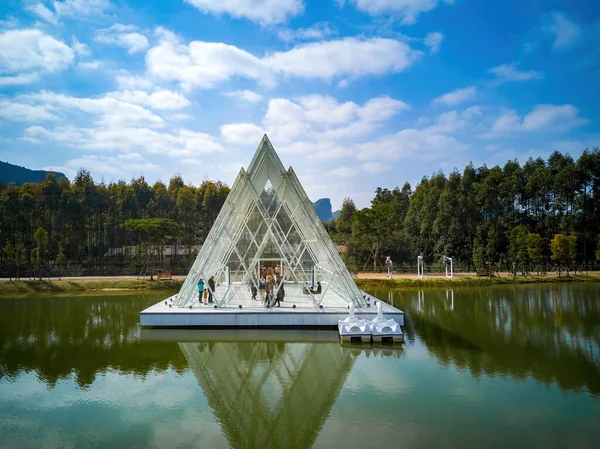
[
  {"x1": 17, "y1": 91, "x2": 165, "y2": 128},
  {"x1": 220, "y1": 93, "x2": 409, "y2": 164},
  {"x1": 277, "y1": 22, "x2": 333, "y2": 42},
  {"x1": 263, "y1": 98, "x2": 309, "y2": 142},
  {"x1": 221, "y1": 123, "x2": 265, "y2": 144},
  {"x1": 46, "y1": 154, "x2": 160, "y2": 178},
  {"x1": 146, "y1": 28, "x2": 271, "y2": 89},
  {"x1": 297, "y1": 95, "x2": 359, "y2": 124},
  {"x1": 431, "y1": 86, "x2": 477, "y2": 106},
  {"x1": 54, "y1": 0, "x2": 111, "y2": 17},
  {"x1": 106, "y1": 90, "x2": 190, "y2": 110},
  {"x1": 223, "y1": 90, "x2": 263, "y2": 103},
  {"x1": 350, "y1": 0, "x2": 455, "y2": 25},
  {"x1": 78, "y1": 60, "x2": 101, "y2": 70},
  {"x1": 0, "y1": 101, "x2": 57, "y2": 121},
  {"x1": 148, "y1": 90, "x2": 190, "y2": 110},
  {"x1": 146, "y1": 30, "x2": 422, "y2": 89},
  {"x1": 0, "y1": 73, "x2": 41, "y2": 86},
  {"x1": 522, "y1": 105, "x2": 587, "y2": 131},
  {"x1": 71, "y1": 37, "x2": 91, "y2": 57},
  {"x1": 328, "y1": 166, "x2": 358, "y2": 178},
  {"x1": 25, "y1": 3, "x2": 58, "y2": 25},
  {"x1": 26, "y1": 0, "x2": 111, "y2": 23},
  {"x1": 545, "y1": 12, "x2": 582, "y2": 50},
  {"x1": 360, "y1": 162, "x2": 390, "y2": 174},
  {"x1": 264, "y1": 95, "x2": 408, "y2": 144},
  {"x1": 358, "y1": 96, "x2": 410, "y2": 121},
  {"x1": 488, "y1": 63, "x2": 544, "y2": 83},
  {"x1": 0, "y1": 16, "x2": 18, "y2": 29},
  {"x1": 116, "y1": 73, "x2": 154, "y2": 90},
  {"x1": 24, "y1": 124, "x2": 224, "y2": 157},
  {"x1": 484, "y1": 104, "x2": 588, "y2": 137},
  {"x1": 424, "y1": 32, "x2": 444, "y2": 54},
  {"x1": 264, "y1": 37, "x2": 421, "y2": 80},
  {"x1": 95, "y1": 24, "x2": 149, "y2": 54},
  {"x1": 0, "y1": 29, "x2": 74, "y2": 86},
  {"x1": 356, "y1": 127, "x2": 467, "y2": 162},
  {"x1": 184, "y1": 0, "x2": 303, "y2": 25}
]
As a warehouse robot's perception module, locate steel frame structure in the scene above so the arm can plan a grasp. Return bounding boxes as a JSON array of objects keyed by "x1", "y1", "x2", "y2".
[{"x1": 174, "y1": 135, "x2": 367, "y2": 309}]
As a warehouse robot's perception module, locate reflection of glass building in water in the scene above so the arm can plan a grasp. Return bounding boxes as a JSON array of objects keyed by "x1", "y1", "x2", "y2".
[
  {"x1": 173, "y1": 135, "x2": 366, "y2": 310},
  {"x1": 178, "y1": 340, "x2": 355, "y2": 449}
]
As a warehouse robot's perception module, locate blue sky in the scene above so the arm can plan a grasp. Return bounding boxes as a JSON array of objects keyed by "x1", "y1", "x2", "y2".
[{"x1": 0, "y1": 0, "x2": 598, "y2": 208}]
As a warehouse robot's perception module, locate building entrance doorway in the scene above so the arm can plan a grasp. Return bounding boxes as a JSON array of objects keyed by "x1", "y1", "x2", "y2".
[{"x1": 257, "y1": 259, "x2": 283, "y2": 279}]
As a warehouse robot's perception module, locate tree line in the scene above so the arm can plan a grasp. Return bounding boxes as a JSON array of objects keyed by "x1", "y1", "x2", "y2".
[
  {"x1": 326, "y1": 148, "x2": 600, "y2": 273},
  {"x1": 0, "y1": 170, "x2": 229, "y2": 278},
  {"x1": 2, "y1": 148, "x2": 599, "y2": 278}
]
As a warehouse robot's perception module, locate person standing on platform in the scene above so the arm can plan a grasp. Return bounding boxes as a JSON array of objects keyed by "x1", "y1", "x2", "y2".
[
  {"x1": 249, "y1": 276, "x2": 258, "y2": 300},
  {"x1": 197, "y1": 279, "x2": 204, "y2": 303},
  {"x1": 207, "y1": 276, "x2": 215, "y2": 304},
  {"x1": 274, "y1": 276, "x2": 284, "y2": 307},
  {"x1": 266, "y1": 274, "x2": 274, "y2": 305}
]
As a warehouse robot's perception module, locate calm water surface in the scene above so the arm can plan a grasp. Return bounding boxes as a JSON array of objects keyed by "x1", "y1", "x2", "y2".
[{"x1": 1, "y1": 285, "x2": 599, "y2": 448}]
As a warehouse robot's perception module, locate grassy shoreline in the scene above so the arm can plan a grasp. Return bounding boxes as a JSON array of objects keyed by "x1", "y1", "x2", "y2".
[
  {"x1": 355, "y1": 274, "x2": 600, "y2": 289},
  {"x1": 0, "y1": 279, "x2": 183, "y2": 296},
  {"x1": 1, "y1": 274, "x2": 600, "y2": 297}
]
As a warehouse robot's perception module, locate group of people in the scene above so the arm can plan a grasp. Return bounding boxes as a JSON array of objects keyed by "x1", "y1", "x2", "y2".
[
  {"x1": 197, "y1": 276, "x2": 215, "y2": 304},
  {"x1": 249, "y1": 271, "x2": 285, "y2": 307}
]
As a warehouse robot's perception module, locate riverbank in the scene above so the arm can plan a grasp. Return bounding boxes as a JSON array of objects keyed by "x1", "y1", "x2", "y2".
[
  {"x1": 1, "y1": 273, "x2": 600, "y2": 296},
  {"x1": 355, "y1": 273, "x2": 600, "y2": 289},
  {"x1": 0, "y1": 278, "x2": 183, "y2": 296}
]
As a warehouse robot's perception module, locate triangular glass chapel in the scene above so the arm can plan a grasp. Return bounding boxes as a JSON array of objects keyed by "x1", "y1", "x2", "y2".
[{"x1": 174, "y1": 135, "x2": 366, "y2": 309}]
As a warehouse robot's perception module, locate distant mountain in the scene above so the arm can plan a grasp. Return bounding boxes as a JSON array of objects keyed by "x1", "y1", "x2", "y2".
[
  {"x1": 312, "y1": 198, "x2": 333, "y2": 222},
  {"x1": 332, "y1": 210, "x2": 341, "y2": 221},
  {"x1": 0, "y1": 161, "x2": 66, "y2": 186}
]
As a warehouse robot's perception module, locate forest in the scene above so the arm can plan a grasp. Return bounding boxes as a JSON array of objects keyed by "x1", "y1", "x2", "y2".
[
  {"x1": 327, "y1": 148, "x2": 600, "y2": 272},
  {"x1": 1, "y1": 148, "x2": 599, "y2": 278},
  {"x1": 0, "y1": 171, "x2": 229, "y2": 277}
]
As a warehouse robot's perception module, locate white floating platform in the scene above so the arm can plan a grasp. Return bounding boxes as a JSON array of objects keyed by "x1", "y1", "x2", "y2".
[{"x1": 140, "y1": 290, "x2": 404, "y2": 328}]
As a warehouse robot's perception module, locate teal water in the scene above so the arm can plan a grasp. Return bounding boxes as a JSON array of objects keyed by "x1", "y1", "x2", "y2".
[{"x1": 1, "y1": 285, "x2": 599, "y2": 448}]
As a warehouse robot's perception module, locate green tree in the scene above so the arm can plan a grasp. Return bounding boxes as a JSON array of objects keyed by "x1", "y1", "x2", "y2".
[
  {"x1": 14, "y1": 242, "x2": 27, "y2": 280},
  {"x1": 596, "y1": 234, "x2": 600, "y2": 262},
  {"x1": 32, "y1": 227, "x2": 48, "y2": 280},
  {"x1": 472, "y1": 237, "x2": 484, "y2": 274},
  {"x1": 526, "y1": 233, "x2": 545, "y2": 267},
  {"x1": 507, "y1": 225, "x2": 529, "y2": 269},
  {"x1": 337, "y1": 197, "x2": 357, "y2": 236},
  {"x1": 550, "y1": 233, "x2": 577, "y2": 276},
  {"x1": 121, "y1": 218, "x2": 181, "y2": 272},
  {"x1": 55, "y1": 241, "x2": 66, "y2": 280},
  {"x1": 3, "y1": 241, "x2": 15, "y2": 281},
  {"x1": 568, "y1": 232, "x2": 577, "y2": 264}
]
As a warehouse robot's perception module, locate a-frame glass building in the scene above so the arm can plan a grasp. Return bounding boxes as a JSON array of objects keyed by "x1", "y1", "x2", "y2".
[{"x1": 174, "y1": 135, "x2": 367, "y2": 310}]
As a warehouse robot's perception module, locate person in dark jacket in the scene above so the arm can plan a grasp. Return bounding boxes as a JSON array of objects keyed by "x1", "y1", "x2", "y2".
[
  {"x1": 311, "y1": 281, "x2": 322, "y2": 294},
  {"x1": 207, "y1": 276, "x2": 215, "y2": 303},
  {"x1": 274, "y1": 277, "x2": 285, "y2": 307},
  {"x1": 249, "y1": 276, "x2": 258, "y2": 300}
]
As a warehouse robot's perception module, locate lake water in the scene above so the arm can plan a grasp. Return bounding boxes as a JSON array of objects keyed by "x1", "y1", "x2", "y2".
[{"x1": 1, "y1": 285, "x2": 599, "y2": 448}]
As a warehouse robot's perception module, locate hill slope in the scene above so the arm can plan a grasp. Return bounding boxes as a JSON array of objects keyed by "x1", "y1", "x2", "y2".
[{"x1": 0, "y1": 161, "x2": 66, "y2": 186}]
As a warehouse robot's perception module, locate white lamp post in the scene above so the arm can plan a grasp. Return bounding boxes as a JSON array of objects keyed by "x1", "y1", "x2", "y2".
[{"x1": 444, "y1": 256, "x2": 453, "y2": 278}]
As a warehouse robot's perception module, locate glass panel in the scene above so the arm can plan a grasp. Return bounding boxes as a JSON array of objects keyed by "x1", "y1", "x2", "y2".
[{"x1": 174, "y1": 136, "x2": 366, "y2": 308}]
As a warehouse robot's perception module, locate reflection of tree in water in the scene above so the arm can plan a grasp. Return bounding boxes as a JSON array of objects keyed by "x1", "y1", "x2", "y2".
[
  {"x1": 388, "y1": 285, "x2": 600, "y2": 397},
  {"x1": 179, "y1": 341, "x2": 354, "y2": 449},
  {"x1": 0, "y1": 295, "x2": 187, "y2": 388}
]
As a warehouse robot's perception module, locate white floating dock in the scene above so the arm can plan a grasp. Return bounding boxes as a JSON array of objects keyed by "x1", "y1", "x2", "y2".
[{"x1": 140, "y1": 289, "x2": 404, "y2": 328}]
